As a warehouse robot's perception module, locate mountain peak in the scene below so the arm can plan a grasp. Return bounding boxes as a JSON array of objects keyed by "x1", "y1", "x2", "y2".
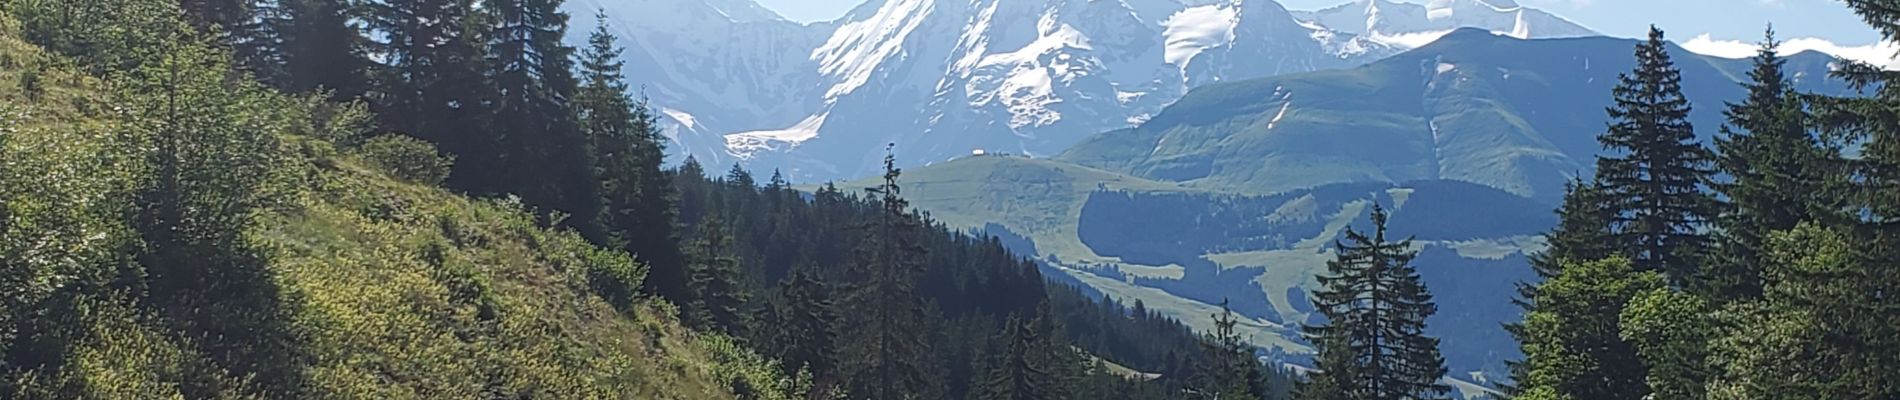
[{"x1": 1296, "y1": 0, "x2": 1593, "y2": 49}]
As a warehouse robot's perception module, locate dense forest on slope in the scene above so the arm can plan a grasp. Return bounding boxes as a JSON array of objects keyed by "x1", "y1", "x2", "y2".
[
  {"x1": 1503, "y1": 20, "x2": 1900, "y2": 400},
  {"x1": 0, "y1": 0, "x2": 1290, "y2": 398}
]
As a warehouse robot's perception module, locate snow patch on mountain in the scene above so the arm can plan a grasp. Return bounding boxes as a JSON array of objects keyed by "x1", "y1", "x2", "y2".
[
  {"x1": 814, "y1": 0, "x2": 937, "y2": 98},
  {"x1": 661, "y1": 108, "x2": 701, "y2": 131},
  {"x1": 725, "y1": 113, "x2": 829, "y2": 158},
  {"x1": 1163, "y1": 4, "x2": 1239, "y2": 72},
  {"x1": 1371, "y1": 29, "x2": 1455, "y2": 48},
  {"x1": 966, "y1": 24, "x2": 1096, "y2": 129}
]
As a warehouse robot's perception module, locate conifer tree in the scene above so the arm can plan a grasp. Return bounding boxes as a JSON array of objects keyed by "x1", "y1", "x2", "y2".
[
  {"x1": 1784, "y1": 3, "x2": 1900, "y2": 395},
  {"x1": 181, "y1": 0, "x2": 281, "y2": 80},
  {"x1": 687, "y1": 214, "x2": 748, "y2": 337},
  {"x1": 1706, "y1": 27, "x2": 1845, "y2": 303},
  {"x1": 840, "y1": 146, "x2": 943, "y2": 400},
  {"x1": 478, "y1": 0, "x2": 596, "y2": 222},
  {"x1": 1618, "y1": 288, "x2": 1712, "y2": 400},
  {"x1": 1193, "y1": 300, "x2": 1269, "y2": 400},
  {"x1": 1298, "y1": 205, "x2": 1448, "y2": 400},
  {"x1": 364, "y1": 0, "x2": 491, "y2": 163},
  {"x1": 574, "y1": 13, "x2": 687, "y2": 300},
  {"x1": 1504, "y1": 178, "x2": 1617, "y2": 394},
  {"x1": 977, "y1": 315, "x2": 1059, "y2": 400},
  {"x1": 1511, "y1": 258, "x2": 1658, "y2": 400},
  {"x1": 767, "y1": 269, "x2": 840, "y2": 380},
  {"x1": 271, "y1": 0, "x2": 369, "y2": 99},
  {"x1": 1595, "y1": 25, "x2": 1717, "y2": 286},
  {"x1": 1706, "y1": 224, "x2": 1900, "y2": 399}
]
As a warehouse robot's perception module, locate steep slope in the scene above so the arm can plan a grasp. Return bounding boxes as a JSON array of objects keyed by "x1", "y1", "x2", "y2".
[
  {"x1": 573, "y1": 0, "x2": 1398, "y2": 181},
  {"x1": 0, "y1": 14, "x2": 779, "y2": 397},
  {"x1": 1057, "y1": 29, "x2": 1846, "y2": 201}
]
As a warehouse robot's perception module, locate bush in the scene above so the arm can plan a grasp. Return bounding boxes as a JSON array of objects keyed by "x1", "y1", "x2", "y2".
[{"x1": 356, "y1": 134, "x2": 454, "y2": 185}]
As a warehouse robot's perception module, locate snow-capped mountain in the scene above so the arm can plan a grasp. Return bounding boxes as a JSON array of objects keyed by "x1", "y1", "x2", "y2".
[
  {"x1": 1294, "y1": 0, "x2": 1596, "y2": 48},
  {"x1": 563, "y1": 0, "x2": 1587, "y2": 182}
]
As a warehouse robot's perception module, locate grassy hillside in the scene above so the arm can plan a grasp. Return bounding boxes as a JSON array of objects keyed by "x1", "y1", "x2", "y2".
[
  {"x1": 834, "y1": 154, "x2": 1547, "y2": 384},
  {"x1": 0, "y1": 12, "x2": 781, "y2": 398},
  {"x1": 827, "y1": 154, "x2": 1194, "y2": 267}
]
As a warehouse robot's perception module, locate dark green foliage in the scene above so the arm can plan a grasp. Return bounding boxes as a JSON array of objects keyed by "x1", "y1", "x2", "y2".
[
  {"x1": 124, "y1": 38, "x2": 304, "y2": 395},
  {"x1": 839, "y1": 150, "x2": 945, "y2": 399},
  {"x1": 5, "y1": 0, "x2": 190, "y2": 74},
  {"x1": 363, "y1": 0, "x2": 492, "y2": 185},
  {"x1": 1705, "y1": 27, "x2": 1846, "y2": 304},
  {"x1": 1706, "y1": 224, "x2": 1900, "y2": 399},
  {"x1": 761, "y1": 269, "x2": 839, "y2": 382},
  {"x1": 1512, "y1": 258, "x2": 1659, "y2": 400},
  {"x1": 473, "y1": 0, "x2": 597, "y2": 228},
  {"x1": 1503, "y1": 178, "x2": 1616, "y2": 394},
  {"x1": 1298, "y1": 205, "x2": 1448, "y2": 400},
  {"x1": 977, "y1": 314, "x2": 1062, "y2": 400},
  {"x1": 356, "y1": 134, "x2": 455, "y2": 185},
  {"x1": 1618, "y1": 288, "x2": 1711, "y2": 400},
  {"x1": 687, "y1": 214, "x2": 749, "y2": 337},
  {"x1": 1192, "y1": 301, "x2": 1271, "y2": 400},
  {"x1": 270, "y1": 0, "x2": 369, "y2": 99},
  {"x1": 1595, "y1": 26, "x2": 1718, "y2": 286},
  {"x1": 576, "y1": 15, "x2": 685, "y2": 303}
]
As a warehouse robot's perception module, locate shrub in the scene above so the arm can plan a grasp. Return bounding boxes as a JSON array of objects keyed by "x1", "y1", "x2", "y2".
[{"x1": 356, "y1": 134, "x2": 454, "y2": 186}]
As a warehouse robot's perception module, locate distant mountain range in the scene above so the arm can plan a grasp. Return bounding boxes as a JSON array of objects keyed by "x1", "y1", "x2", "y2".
[
  {"x1": 828, "y1": 30, "x2": 1857, "y2": 388},
  {"x1": 582, "y1": 0, "x2": 1868, "y2": 392},
  {"x1": 1056, "y1": 28, "x2": 1851, "y2": 201},
  {"x1": 566, "y1": 0, "x2": 1604, "y2": 182}
]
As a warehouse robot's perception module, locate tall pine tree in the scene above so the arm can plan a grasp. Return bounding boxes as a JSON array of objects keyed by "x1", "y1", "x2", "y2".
[
  {"x1": 270, "y1": 0, "x2": 369, "y2": 99},
  {"x1": 764, "y1": 269, "x2": 840, "y2": 381},
  {"x1": 364, "y1": 0, "x2": 492, "y2": 165},
  {"x1": 1595, "y1": 25, "x2": 1717, "y2": 286},
  {"x1": 1504, "y1": 178, "x2": 1617, "y2": 394},
  {"x1": 1298, "y1": 205, "x2": 1448, "y2": 400},
  {"x1": 1706, "y1": 26, "x2": 1845, "y2": 303},
  {"x1": 977, "y1": 315, "x2": 1061, "y2": 400},
  {"x1": 1191, "y1": 300, "x2": 1270, "y2": 400},
  {"x1": 478, "y1": 0, "x2": 596, "y2": 223},
  {"x1": 574, "y1": 12, "x2": 687, "y2": 301},
  {"x1": 840, "y1": 147, "x2": 943, "y2": 400},
  {"x1": 686, "y1": 213, "x2": 749, "y2": 337}
]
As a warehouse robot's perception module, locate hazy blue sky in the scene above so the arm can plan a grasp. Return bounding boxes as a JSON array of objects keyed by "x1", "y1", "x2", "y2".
[{"x1": 755, "y1": 0, "x2": 1883, "y2": 45}]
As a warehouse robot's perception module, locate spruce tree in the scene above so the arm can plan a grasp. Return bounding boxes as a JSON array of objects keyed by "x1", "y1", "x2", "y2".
[
  {"x1": 1706, "y1": 27, "x2": 1845, "y2": 303},
  {"x1": 1706, "y1": 224, "x2": 1900, "y2": 399},
  {"x1": 575, "y1": 13, "x2": 687, "y2": 300},
  {"x1": 364, "y1": 0, "x2": 492, "y2": 165},
  {"x1": 1511, "y1": 258, "x2": 1659, "y2": 400},
  {"x1": 840, "y1": 147, "x2": 943, "y2": 400},
  {"x1": 271, "y1": 0, "x2": 369, "y2": 99},
  {"x1": 1595, "y1": 25, "x2": 1717, "y2": 286},
  {"x1": 686, "y1": 214, "x2": 748, "y2": 337},
  {"x1": 478, "y1": 0, "x2": 597, "y2": 222},
  {"x1": 1298, "y1": 205, "x2": 1448, "y2": 400},
  {"x1": 1790, "y1": 2, "x2": 1900, "y2": 395},
  {"x1": 768, "y1": 269, "x2": 840, "y2": 380},
  {"x1": 1618, "y1": 288, "x2": 1711, "y2": 400},
  {"x1": 1193, "y1": 300, "x2": 1269, "y2": 400},
  {"x1": 977, "y1": 316, "x2": 1058, "y2": 400},
  {"x1": 1504, "y1": 178, "x2": 1616, "y2": 394}
]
